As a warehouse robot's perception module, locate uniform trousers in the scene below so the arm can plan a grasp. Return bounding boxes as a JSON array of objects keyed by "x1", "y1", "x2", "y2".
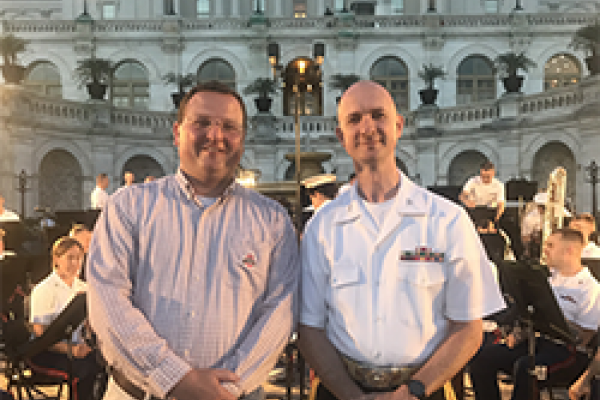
[
  {"x1": 30, "y1": 349, "x2": 105, "y2": 400},
  {"x1": 314, "y1": 381, "x2": 446, "y2": 400},
  {"x1": 469, "y1": 337, "x2": 589, "y2": 400}
]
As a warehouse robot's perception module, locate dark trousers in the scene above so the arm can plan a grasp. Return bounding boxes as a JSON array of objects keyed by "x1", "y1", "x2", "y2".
[
  {"x1": 469, "y1": 337, "x2": 589, "y2": 400},
  {"x1": 314, "y1": 381, "x2": 446, "y2": 400},
  {"x1": 30, "y1": 349, "x2": 105, "y2": 400}
]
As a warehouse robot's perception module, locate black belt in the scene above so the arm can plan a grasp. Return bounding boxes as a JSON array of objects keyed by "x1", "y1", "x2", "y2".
[{"x1": 112, "y1": 369, "x2": 163, "y2": 400}]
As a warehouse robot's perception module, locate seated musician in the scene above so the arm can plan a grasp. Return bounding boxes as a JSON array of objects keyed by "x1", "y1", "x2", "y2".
[
  {"x1": 29, "y1": 237, "x2": 105, "y2": 400},
  {"x1": 459, "y1": 161, "x2": 505, "y2": 229},
  {"x1": 469, "y1": 228, "x2": 600, "y2": 400},
  {"x1": 570, "y1": 213, "x2": 600, "y2": 259}
]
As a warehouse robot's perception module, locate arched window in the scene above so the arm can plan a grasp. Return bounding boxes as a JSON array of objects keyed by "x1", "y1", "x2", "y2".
[
  {"x1": 457, "y1": 56, "x2": 496, "y2": 105},
  {"x1": 370, "y1": 57, "x2": 409, "y2": 111},
  {"x1": 197, "y1": 59, "x2": 236, "y2": 90},
  {"x1": 544, "y1": 54, "x2": 581, "y2": 90},
  {"x1": 24, "y1": 61, "x2": 62, "y2": 97},
  {"x1": 112, "y1": 61, "x2": 150, "y2": 109}
]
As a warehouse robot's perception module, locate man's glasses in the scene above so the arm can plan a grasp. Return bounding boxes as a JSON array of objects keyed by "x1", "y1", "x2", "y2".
[{"x1": 186, "y1": 117, "x2": 244, "y2": 136}]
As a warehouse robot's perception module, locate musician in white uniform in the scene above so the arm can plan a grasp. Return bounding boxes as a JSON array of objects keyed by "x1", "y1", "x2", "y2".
[{"x1": 569, "y1": 213, "x2": 600, "y2": 259}]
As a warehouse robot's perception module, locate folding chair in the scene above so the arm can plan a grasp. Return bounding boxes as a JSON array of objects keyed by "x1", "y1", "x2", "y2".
[{"x1": 1, "y1": 288, "x2": 87, "y2": 400}]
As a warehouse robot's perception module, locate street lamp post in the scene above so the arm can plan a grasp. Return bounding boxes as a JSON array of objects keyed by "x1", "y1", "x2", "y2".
[
  {"x1": 16, "y1": 169, "x2": 31, "y2": 219},
  {"x1": 268, "y1": 42, "x2": 324, "y2": 233},
  {"x1": 586, "y1": 160, "x2": 599, "y2": 220}
]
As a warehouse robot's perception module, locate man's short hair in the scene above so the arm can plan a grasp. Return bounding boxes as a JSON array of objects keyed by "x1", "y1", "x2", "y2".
[
  {"x1": 553, "y1": 228, "x2": 584, "y2": 246},
  {"x1": 308, "y1": 183, "x2": 338, "y2": 200},
  {"x1": 573, "y1": 213, "x2": 596, "y2": 227},
  {"x1": 481, "y1": 161, "x2": 495, "y2": 171},
  {"x1": 69, "y1": 223, "x2": 90, "y2": 237},
  {"x1": 177, "y1": 81, "x2": 248, "y2": 131}
]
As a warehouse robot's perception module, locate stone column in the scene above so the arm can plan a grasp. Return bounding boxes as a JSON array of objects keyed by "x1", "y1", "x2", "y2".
[{"x1": 214, "y1": 0, "x2": 223, "y2": 16}]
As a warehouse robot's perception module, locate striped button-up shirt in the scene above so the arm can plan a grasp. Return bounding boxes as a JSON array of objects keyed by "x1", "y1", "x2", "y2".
[{"x1": 87, "y1": 171, "x2": 299, "y2": 398}]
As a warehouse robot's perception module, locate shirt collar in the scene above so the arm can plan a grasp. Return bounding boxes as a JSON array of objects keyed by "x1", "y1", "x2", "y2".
[
  {"x1": 335, "y1": 169, "x2": 427, "y2": 224},
  {"x1": 175, "y1": 168, "x2": 238, "y2": 205}
]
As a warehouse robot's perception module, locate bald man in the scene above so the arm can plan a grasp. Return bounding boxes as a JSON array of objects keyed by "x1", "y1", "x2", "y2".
[{"x1": 297, "y1": 81, "x2": 505, "y2": 400}]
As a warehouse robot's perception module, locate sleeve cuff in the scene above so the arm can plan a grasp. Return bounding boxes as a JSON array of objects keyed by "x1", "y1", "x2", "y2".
[
  {"x1": 299, "y1": 315, "x2": 325, "y2": 329},
  {"x1": 147, "y1": 352, "x2": 192, "y2": 398}
]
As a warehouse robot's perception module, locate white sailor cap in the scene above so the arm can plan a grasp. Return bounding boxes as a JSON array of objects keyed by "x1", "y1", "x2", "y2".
[{"x1": 301, "y1": 174, "x2": 337, "y2": 189}]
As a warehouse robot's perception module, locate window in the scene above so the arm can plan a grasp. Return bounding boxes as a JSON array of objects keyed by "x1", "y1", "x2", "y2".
[
  {"x1": 294, "y1": 0, "x2": 307, "y2": 18},
  {"x1": 197, "y1": 59, "x2": 236, "y2": 90},
  {"x1": 112, "y1": 61, "x2": 150, "y2": 109},
  {"x1": 370, "y1": 57, "x2": 409, "y2": 111},
  {"x1": 24, "y1": 62, "x2": 62, "y2": 97},
  {"x1": 544, "y1": 54, "x2": 581, "y2": 90},
  {"x1": 483, "y1": 0, "x2": 499, "y2": 13},
  {"x1": 197, "y1": 0, "x2": 210, "y2": 17},
  {"x1": 457, "y1": 56, "x2": 496, "y2": 105},
  {"x1": 335, "y1": 0, "x2": 345, "y2": 11},
  {"x1": 101, "y1": 3, "x2": 116, "y2": 19},
  {"x1": 391, "y1": 0, "x2": 404, "y2": 14}
]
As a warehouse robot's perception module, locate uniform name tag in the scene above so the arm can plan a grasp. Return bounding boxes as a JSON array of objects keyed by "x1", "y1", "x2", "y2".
[{"x1": 400, "y1": 246, "x2": 445, "y2": 262}]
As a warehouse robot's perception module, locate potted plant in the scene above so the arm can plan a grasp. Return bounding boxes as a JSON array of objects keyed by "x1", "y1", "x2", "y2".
[
  {"x1": 243, "y1": 77, "x2": 279, "y2": 113},
  {"x1": 569, "y1": 22, "x2": 600, "y2": 75},
  {"x1": 494, "y1": 52, "x2": 536, "y2": 93},
  {"x1": 417, "y1": 64, "x2": 446, "y2": 105},
  {"x1": 74, "y1": 57, "x2": 113, "y2": 100},
  {"x1": 163, "y1": 72, "x2": 197, "y2": 108},
  {"x1": 0, "y1": 34, "x2": 28, "y2": 84},
  {"x1": 330, "y1": 73, "x2": 361, "y2": 103}
]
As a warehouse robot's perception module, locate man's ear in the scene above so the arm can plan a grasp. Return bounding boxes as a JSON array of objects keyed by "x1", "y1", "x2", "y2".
[
  {"x1": 395, "y1": 114, "x2": 404, "y2": 141},
  {"x1": 335, "y1": 126, "x2": 344, "y2": 144},
  {"x1": 173, "y1": 122, "x2": 181, "y2": 147}
]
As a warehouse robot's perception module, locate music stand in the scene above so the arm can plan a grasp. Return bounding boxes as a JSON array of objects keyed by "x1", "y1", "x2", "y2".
[{"x1": 497, "y1": 261, "x2": 575, "y2": 399}]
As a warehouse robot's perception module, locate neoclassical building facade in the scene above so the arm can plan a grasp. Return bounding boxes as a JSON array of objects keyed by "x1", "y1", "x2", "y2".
[{"x1": 0, "y1": 0, "x2": 599, "y2": 216}]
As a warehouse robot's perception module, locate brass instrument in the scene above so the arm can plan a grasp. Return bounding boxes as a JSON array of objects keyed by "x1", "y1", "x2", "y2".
[{"x1": 541, "y1": 167, "x2": 567, "y2": 262}]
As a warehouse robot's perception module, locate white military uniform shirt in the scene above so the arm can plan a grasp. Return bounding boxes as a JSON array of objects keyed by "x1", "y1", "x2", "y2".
[
  {"x1": 30, "y1": 270, "x2": 87, "y2": 343},
  {"x1": 582, "y1": 242, "x2": 600, "y2": 259},
  {"x1": 0, "y1": 208, "x2": 20, "y2": 222},
  {"x1": 90, "y1": 186, "x2": 109, "y2": 209},
  {"x1": 462, "y1": 176, "x2": 505, "y2": 208},
  {"x1": 549, "y1": 267, "x2": 600, "y2": 330},
  {"x1": 301, "y1": 172, "x2": 506, "y2": 366}
]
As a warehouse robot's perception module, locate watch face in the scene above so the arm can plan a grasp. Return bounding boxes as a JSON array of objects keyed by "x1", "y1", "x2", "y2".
[{"x1": 407, "y1": 380, "x2": 426, "y2": 399}]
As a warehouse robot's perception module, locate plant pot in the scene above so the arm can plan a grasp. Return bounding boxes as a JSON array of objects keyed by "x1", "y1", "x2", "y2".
[
  {"x1": 419, "y1": 88, "x2": 439, "y2": 105},
  {"x1": 171, "y1": 91, "x2": 186, "y2": 109},
  {"x1": 1, "y1": 65, "x2": 25, "y2": 84},
  {"x1": 86, "y1": 82, "x2": 108, "y2": 100},
  {"x1": 502, "y1": 75, "x2": 524, "y2": 93},
  {"x1": 585, "y1": 55, "x2": 600, "y2": 76},
  {"x1": 254, "y1": 97, "x2": 273, "y2": 113}
]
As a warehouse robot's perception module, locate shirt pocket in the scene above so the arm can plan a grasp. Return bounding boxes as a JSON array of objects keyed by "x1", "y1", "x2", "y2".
[
  {"x1": 396, "y1": 261, "x2": 447, "y2": 328},
  {"x1": 329, "y1": 259, "x2": 363, "y2": 318},
  {"x1": 227, "y1": 238, "x2": 270, "y2": 294}
]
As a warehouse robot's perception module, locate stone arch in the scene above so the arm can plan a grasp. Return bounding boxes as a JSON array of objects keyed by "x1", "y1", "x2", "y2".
[
  {"x1": 114, "y1": 147, "x2": 173, "y2": 184},
  {"x1": 522, "y1": 130, "x2": 580, "y2": 175},
  {"x1": 21, "y1": 50, "x2": 71, "y2": 83},
  {"x1": 358, "y1": 46, "x2": 418, "y2": 82},
  {"x1": 447, "y1": 150, "x2": 489, "y2": 186},
  {"x1": 34, "y1": 140, "x2": 93, "y2": 179},
  {"x1": 187, "y1": 48, "x2": 249, "y2": 88},
  {"x1": 107, "y1": 49, "x2": 162, "y2": 81},
  {"x1": 38, "y1": 149, "x2": 84, "y2": 210},
  {"x1": 439, "y1": 141, "x2": 499, "y2": 182},
  {"x1": 446, "y1": 44, "x2": 498, "y2": 80},
  {"x1": 531, "y1": 141, "x2": 577, "y2": 202},
  {"x1": 121, "y1": 155, "x2": 165, "y2": 184},
  {"x1": 535, "y1": 46, "x2": 586, "y2": 81}
]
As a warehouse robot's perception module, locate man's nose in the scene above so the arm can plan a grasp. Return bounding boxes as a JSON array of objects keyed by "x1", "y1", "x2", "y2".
[
  {"x1": 359, "y1": 115, "x2": 375, "y2": 134},
  {"x1": 204, "y1": 121, "x2": 224, "y2": 139}
]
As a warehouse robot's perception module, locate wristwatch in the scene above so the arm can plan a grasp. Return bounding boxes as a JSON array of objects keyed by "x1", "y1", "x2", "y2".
[{"x1": 407, "y1": 379, "x2": 426, "y2": 400}]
